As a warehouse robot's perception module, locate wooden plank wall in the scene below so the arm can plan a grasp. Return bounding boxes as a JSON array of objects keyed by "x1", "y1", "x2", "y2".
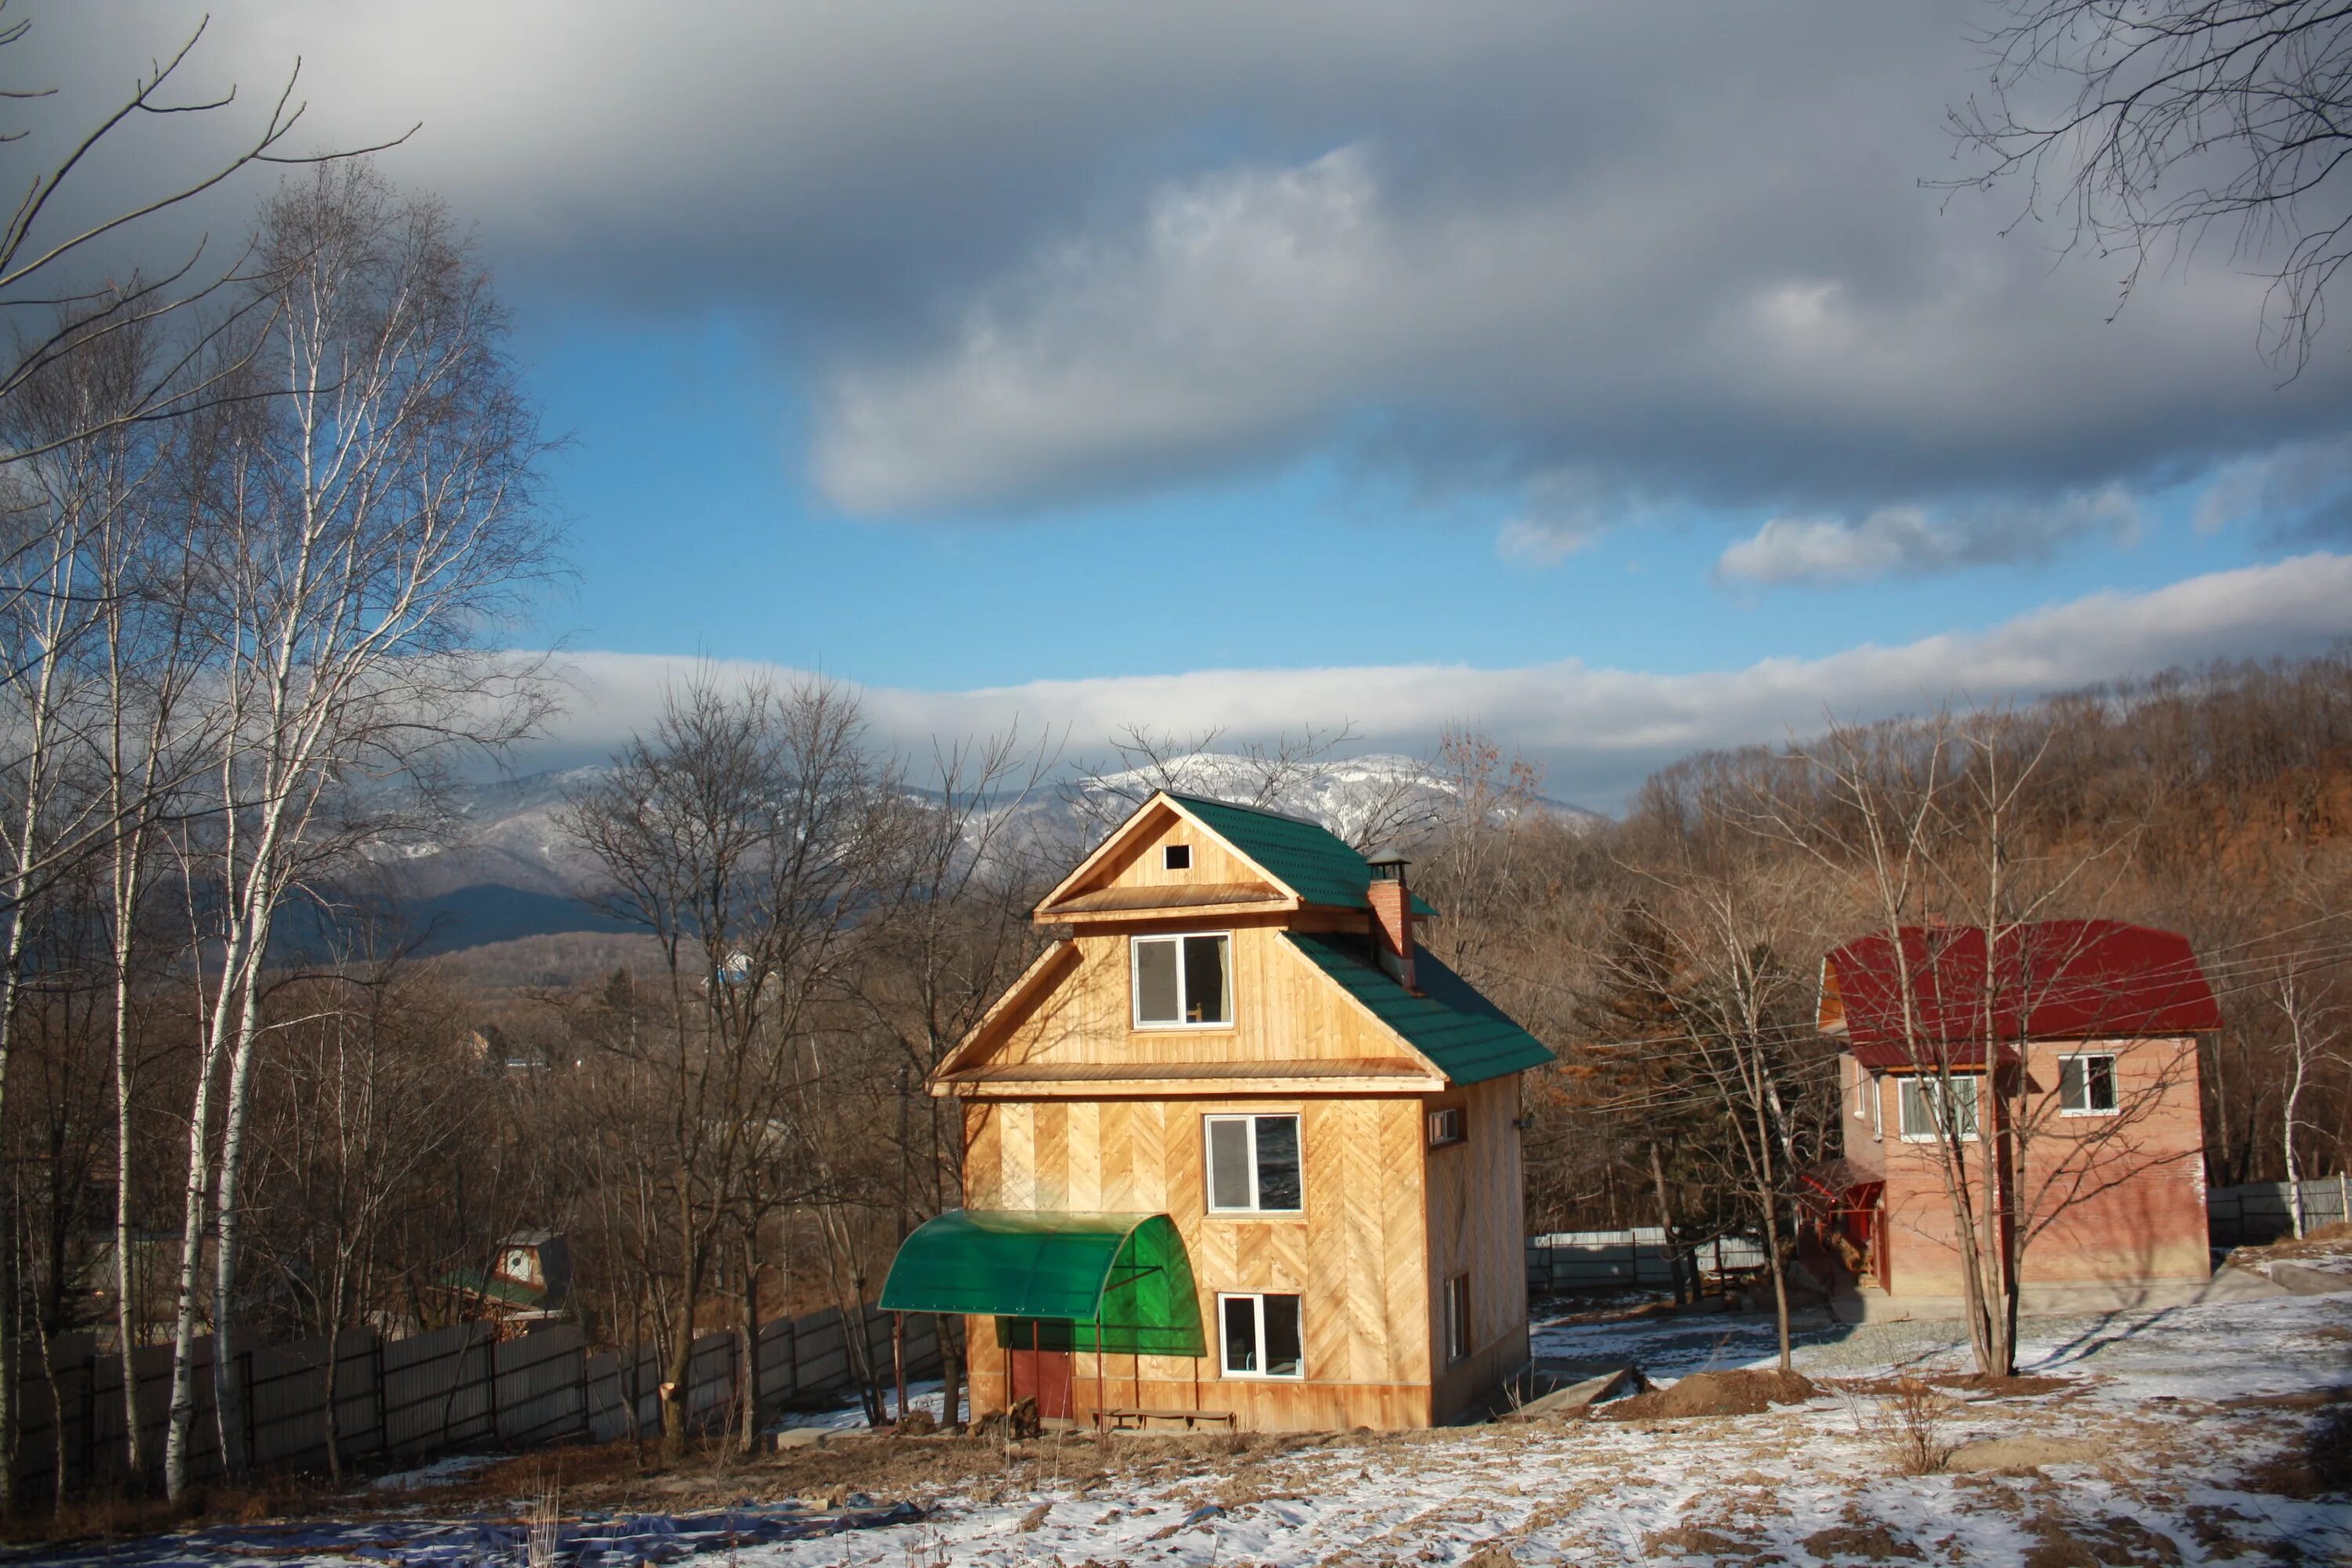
[
  {"x1": 980, "y1": 919, "x2": 1428, "y2": 1071},
  {"x1": 965, "y1": 1093, "x2": 1436, "y2": 1430},
  {"x1": 1425, "y1": 1074, "x2": 1530, "y2": 1421}
]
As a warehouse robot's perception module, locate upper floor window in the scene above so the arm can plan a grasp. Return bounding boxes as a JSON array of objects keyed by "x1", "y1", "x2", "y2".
[
  {"x1": 1427, "y1": 1106, "x2": 1467, "y2": 1148},
  {"x1": 1163, "y1": 844, "x2": 1192, "y2": 870},
  {"x1": 1205, "y1": 1113, "x2": 1301, "y2": 1212},
  {"x1": 2060, "y1": 1053, "x2": 2118, "y2": 1115},
  {"x1": 1899, "y1": 1074, "x2": 1980, "y2": 1142},
  {"x1": 1133, "y1": 932, "x2": 1230, "y2": 1028}
]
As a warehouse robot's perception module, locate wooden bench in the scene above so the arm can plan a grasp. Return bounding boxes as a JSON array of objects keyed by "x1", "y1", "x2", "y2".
[{"x1": 1091, "y1": 1406, "x2": 1238, "y2": 1433}]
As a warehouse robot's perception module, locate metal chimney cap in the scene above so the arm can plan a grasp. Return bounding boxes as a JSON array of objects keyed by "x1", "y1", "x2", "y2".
[{"x1": 1366, "y1": 848, "x2": 1410, "y2": 877}]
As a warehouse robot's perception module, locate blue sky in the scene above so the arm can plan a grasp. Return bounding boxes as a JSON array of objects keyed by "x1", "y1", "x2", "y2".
[{"x1": 34, "y1": 3, "x2": 2352, "y2": 805}]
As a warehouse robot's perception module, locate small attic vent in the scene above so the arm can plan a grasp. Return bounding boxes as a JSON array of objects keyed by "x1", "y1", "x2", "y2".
[{"x1": 1163, "y1": 844, "x2": 1192, "y2": 870}]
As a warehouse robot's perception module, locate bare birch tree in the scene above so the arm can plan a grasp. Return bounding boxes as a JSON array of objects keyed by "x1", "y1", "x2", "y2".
[{"x1": 158, "y1": 162, "x2": 555, "y2": 1497}]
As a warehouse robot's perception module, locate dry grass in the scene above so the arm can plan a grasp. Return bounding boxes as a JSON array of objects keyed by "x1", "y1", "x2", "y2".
[{"x1": 1886, "y1": 1378, "x2": 1959, "y2": 1476}]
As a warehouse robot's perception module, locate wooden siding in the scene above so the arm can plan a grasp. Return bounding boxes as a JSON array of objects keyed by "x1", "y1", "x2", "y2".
[
  {"x1": 964, "y1": 1094, "x2": 1442, "y2": 1430},
  {"x1": 1042, "y1": 801, "x2": 1279, "y2": 913},
  {"x1": 1425, "y1": 1074, "x2": 1532, "y2": 1421},
  {"x1": 960, "y1": 918, "x2": 1435, "y2": 1076}
]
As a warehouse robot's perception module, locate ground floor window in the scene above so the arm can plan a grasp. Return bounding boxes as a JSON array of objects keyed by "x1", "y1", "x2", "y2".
[
  {"x1": 1443, "y1": 1273, "x2": 1471, "y2": 1363},
  {"x1": 1218, "y1": 1291, "x2": 1303, "y2": 1378}
]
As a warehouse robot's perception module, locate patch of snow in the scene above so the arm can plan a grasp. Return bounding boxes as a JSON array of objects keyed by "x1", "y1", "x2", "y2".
[
  {"x1": 365, "y1": 1452, "x2": 500, "y2": 1492},
  {"x1": 769, "y1": 1378, "x2": 946, "y2": 1434}
]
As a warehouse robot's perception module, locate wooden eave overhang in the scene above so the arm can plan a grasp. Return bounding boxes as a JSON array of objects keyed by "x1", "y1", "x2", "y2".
[
  {"x1": 931, "y1": 1057, "x2": 1448, "y2": 1099},
  {"x1": 1045, "y1": 881, "x2": 1297, "y2": 924},
  {"x1": 930, "y1": 938, "x2": 1081, "y2": 1083}
]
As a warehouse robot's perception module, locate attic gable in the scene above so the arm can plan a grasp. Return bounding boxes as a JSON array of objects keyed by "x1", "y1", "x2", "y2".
[
  {"x1": 1033, "y1": 791, "x2": 1436, "y2": 924},
  {"x1": 1035, "y1": 795, "x2": 1293, "y2": 923}
]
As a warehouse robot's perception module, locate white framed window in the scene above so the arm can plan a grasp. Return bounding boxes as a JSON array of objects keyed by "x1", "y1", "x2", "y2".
[
  {"x1": 1898, "y1": 1074, "x2": 1980, "y2": 1142},
  {"x1": 1218, "y1": 1292, "x2": 1303, "y2": 1378},
  {"x1": 1443, "y1": 1273, "x2": 1471, "y2": 1363},
  {"x1": 1428, "y1": 1105, "x2": 1467, "y2": 1148},
  {"x1": 2059, "y1": 1052, "x2": 2118, "y2": 1116},
  {"x1": 1163, "y1": 843, "x2": 1192, "y2": 870},
  {"x1": 1132, "y1": 932, "x2": 1231, "y2": 1028},
  {"x1": 1868, "y1": 1071, "x2": 1883, "y2": 1142},
  {"x1": 1205, "y1": 1114, "x2": 1303, "y2": 1212}
]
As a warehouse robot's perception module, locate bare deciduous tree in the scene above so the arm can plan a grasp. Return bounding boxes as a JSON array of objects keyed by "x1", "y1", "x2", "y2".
[
  {"x1": 561, "y1": 672, "x2": 898, "y2": 1457},
  {"x1": 160, "y1": 162, "x2": 556, "y2": 1497},
  {"x1": 1949, "y1": 0, "x2": 2352, "y2": 371}
]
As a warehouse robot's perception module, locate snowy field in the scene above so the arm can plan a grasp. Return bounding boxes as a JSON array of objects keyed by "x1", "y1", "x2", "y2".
[{"x1": 22, "y1": 1287, "x2": 2351, "y2": 1567}]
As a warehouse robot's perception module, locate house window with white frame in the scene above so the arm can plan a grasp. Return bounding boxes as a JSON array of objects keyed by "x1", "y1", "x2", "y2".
[
  {"x1": 1898, "y1": 1073, "x2": 1980, "y2": 1142},
  {"x1": 1132, "y1": 932, "x2": 1230, "y2": 1027},
  {"x1": 1205, "y1": 1114, "x2": 1302, "y2": 1212},
  {"x1": 2059, "y1": 1052, "x2": 2118, "y2": 1115},
  {"x1": 1218, "y1": 1291, "x2": 1303, "y2": 1377}
]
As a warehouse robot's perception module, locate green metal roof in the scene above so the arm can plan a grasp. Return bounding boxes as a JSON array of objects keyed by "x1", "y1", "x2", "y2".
[
  {"x1": 1165, "y1": 793, "x2": 1438, "y2": 915},
  {"x1": 1284, "y1": 931, "x2": 1555, "y2": 1084},
  {"x1": 879, "y1": 1210, "x2": 1205, "y2": 1356}
]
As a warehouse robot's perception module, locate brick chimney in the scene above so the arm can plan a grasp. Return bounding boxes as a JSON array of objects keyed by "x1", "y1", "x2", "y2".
[{"x1": 1366, "y1": 849, "x2": 1417, "y2": 993}]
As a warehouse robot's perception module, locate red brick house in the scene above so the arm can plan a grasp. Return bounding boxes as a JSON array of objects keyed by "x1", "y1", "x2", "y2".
[{"x1": 1817, "y1": 920, "x2": 2221, "y2": 1316}]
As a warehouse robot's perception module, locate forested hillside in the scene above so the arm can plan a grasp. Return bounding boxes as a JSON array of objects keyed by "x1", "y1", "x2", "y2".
[{"x1": 1413, "y1": 655, "x2": 2352, "y2": 1243}]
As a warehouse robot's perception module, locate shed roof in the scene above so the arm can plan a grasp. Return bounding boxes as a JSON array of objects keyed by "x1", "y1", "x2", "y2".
[
  {"x1": 1821, "y1": 919, "x2": 2221, "y2": 1069},
  {"x1": 1284, "y1": 931, "x2": 1554, "y2": 1084}
]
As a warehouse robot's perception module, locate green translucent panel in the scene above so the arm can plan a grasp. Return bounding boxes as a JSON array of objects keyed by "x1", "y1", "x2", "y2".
[{"x1": 880, "y1": 1210, "x2": 1206, "y2": 1359}]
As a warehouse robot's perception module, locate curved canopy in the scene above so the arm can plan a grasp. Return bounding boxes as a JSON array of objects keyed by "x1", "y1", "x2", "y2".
[{"x1": 880, "y1": 1210, "x2": 1204, "y2": 1356}]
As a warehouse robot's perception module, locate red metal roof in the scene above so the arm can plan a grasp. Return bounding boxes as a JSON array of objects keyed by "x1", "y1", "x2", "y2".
[{"x1": 1821, "y1": 919, "x2": 2221, "y2": 1070}]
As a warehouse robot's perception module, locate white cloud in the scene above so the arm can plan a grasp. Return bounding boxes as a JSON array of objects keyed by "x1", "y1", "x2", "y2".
[
  {"x1": 530, "y1": 555, "x2": 2352, "y2": 808},
  {"x1": 1715, "y1": 488, "x2": 2143, "y2": 585}
]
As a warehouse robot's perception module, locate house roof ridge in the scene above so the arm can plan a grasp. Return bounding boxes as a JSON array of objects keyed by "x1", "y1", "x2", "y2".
[{"x1": 1159, "y1": 789, "x2": 1330, "y2": 831}]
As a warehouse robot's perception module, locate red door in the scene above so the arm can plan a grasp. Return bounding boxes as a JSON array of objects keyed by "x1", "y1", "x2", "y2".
[{"x1": 1005, "y1": 1320, "x2": 1075, "y2": 1419}]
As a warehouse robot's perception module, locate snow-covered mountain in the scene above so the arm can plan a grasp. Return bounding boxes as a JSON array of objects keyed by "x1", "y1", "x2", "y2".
[
  {"x1": 1057, "y1": 752, "x2": 1601, "y2": 848},
  {"x1": 374, "y1": 752, "x2": 1602, "y2": 953}
]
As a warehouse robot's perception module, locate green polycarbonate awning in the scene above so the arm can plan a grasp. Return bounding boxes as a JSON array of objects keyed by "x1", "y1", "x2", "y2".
[{"x1": 879, "y1": 1210, "x2": 1206, "y2": 1357}]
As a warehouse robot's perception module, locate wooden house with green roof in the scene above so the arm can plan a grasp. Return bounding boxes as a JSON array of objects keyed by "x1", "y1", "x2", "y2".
[{"x1": 880, "y1": 789, "x2": 1553, "y2": 1431}]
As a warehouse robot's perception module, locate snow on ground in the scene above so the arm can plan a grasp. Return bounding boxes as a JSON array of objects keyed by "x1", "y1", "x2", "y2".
[
  {"x1": 35, "y1": 1288, "x2": 2352, "y2": 1566},
  {"x1": 743, "y1": 1290, "x2": 2352, "y2": 1566},
  {"x1": 365, "y1": 1453, "x2": 504, "y2": 1493},
  {"x1": 771, "y1": 1378, "x2": 946, "y2": 1434}
]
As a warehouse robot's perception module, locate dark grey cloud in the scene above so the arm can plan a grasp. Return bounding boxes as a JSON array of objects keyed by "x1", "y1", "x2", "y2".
[{"x1": 20, "y1": 2, "x2": 2352, "y2": 550}]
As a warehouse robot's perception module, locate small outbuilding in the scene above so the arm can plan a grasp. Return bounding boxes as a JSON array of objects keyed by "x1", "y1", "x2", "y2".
[{"x1": 880, "y1": 791, "x2": 1554, "y2": 1430}]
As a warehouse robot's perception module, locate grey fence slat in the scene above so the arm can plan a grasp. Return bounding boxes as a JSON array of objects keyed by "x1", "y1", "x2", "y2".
[
  {"x1": 17, "y1": 1295, "x2": 950, "y2": 1498},
  {"x1": 2208, "y1": 1174, "x2": 2350, "y2": 1247},
  {"x1": 1526, "y1": 1229, "x2": 1769, "y2": 1296}
]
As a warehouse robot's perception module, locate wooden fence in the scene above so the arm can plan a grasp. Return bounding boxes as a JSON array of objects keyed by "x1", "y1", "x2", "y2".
[{"x1": 9, "y1": 1304, "x2": 938, "y2": 1500}]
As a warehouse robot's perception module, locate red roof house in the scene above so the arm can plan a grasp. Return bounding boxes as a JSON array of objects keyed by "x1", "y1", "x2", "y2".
[{"x1": 1817, "y1": 920, "x2": 2219, "y2": 1316}]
